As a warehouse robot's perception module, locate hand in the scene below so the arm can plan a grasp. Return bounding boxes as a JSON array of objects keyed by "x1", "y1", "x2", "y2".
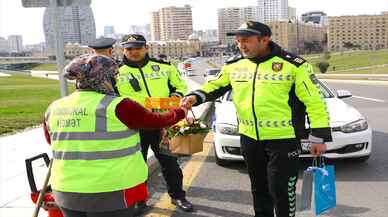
[
  {"x1": 310, "y1": 143, "x2": 327, "y2": 156},
  {"x1": 185, "y1": 117, "x2": 195, "y2": 125},
  {"x1": 181, "y1": 95, "x2": 197, "y2": 109},
  {"x1": 180, "y1": 106, "x2": 188, "y2": 117}
]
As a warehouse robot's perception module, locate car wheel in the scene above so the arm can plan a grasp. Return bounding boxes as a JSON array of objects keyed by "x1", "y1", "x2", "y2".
[{"x1": 214, "y1": 147, "x2": 231, "y2": 167}]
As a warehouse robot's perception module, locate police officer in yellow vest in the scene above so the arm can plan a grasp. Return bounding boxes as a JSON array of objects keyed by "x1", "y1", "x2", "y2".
[
  {"x1": 44, "y1": 54, "x2": 187, "y2": 217},
  {"x1": 182, "y1": 21, "x2": 332, "y2": 217},
  {"x1": 115, "y1": 34, "x2": 193, "y2": 212}
]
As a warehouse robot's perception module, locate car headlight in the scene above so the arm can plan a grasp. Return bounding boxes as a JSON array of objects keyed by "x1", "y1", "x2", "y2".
[
  {"x1": 340, "y1": 119, "x2": 368, "y2": 133},
  {"x1": 217, "y1": 123, "x2": 239, "y2": 135}
]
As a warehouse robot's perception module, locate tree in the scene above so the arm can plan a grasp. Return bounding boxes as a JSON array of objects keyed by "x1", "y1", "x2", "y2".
[{"x1": 317, "y1": 62, "x2": 330, "y2": 74}]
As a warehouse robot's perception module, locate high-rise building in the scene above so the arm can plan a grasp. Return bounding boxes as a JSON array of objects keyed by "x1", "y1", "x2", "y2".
[
  {"x1": 239, "y1": 6, "x2": 261, "y2": 23},
  {"x1": 150, "y1": 11, "x2": 161, "y2": 41},
  {"x1": 218, "y1": 6, "x2": 262, "y2": 45},
  {"x1": 288, "y1": 7, "x2": 296, "y2": 21},
  {"x1": 151, "y1": 5, "x2": 193, "y2": 41},
  {"x1": 301, "y1": 11, "x2": 328, "y2": 25},
  {"x1": 0, "y1": 37, "x2": 9, "y2": 52},
  {"x1": 43, "y1": 5, "x2": 96, "y2": 54},
  {"x1": 267, "y1": 21, "x2": 326, "y2": 53},
  {"x1": 8, "y1": 35, "x2": 23, "y2": 52},
  {"x1": 328, "y1": 12, "x2": 388, "y2": 51},
  {"x1": 258, "y1": 0, "x2": 289, "y2": 22},
  {"x1": 104, "y1": 26, "x2": 115, "y2": 37},
  {"x1": 218, "y1": 7, "x2": 241, "y2": 45}
]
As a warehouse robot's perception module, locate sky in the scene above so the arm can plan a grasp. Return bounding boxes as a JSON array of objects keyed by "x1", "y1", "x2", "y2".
[{"x1": 0, "y1": 0, "x2": 388, "y2": 45}]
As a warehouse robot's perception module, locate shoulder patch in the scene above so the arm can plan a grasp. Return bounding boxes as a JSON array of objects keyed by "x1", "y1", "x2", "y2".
[
  {"x1": 225, "y1": 54, "x2": 244, "y2": 65},
  {"x1": 278, "y1": 50, "x2": 306, "y2": 67},
  {"x1": 149, "y1": 57, "x2": 171, "y2": 65}
]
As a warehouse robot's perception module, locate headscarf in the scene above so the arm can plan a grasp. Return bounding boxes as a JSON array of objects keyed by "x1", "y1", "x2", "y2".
[{"x1": 63, "y1": 54, "x2": 118, "y2": 96}]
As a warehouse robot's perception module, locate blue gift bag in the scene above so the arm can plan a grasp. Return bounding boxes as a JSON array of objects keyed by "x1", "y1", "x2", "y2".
[{"x1": 314, "y1": 165, "x2": 336, "y2": 215}]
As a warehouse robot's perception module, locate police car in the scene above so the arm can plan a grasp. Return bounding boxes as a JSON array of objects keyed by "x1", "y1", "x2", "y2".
[{"x1": 213, "y1": 81, "x2": 372, "y2": 166}]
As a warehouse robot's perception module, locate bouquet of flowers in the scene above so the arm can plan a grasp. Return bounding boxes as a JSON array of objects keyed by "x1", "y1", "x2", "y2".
[{"x1": 160, "y1": 116, "x2": 211, "y2": 156}]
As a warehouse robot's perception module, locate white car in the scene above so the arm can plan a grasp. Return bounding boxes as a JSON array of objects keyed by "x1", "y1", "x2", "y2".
[
  {"x1": 213, "y1": 81, "x2": 372, "y2": 166},
  {"x1": 204, "y1": 68, "x2": 220, "y2": 81}
]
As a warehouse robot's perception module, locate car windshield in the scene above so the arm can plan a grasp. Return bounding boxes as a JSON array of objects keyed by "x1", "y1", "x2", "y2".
[
  {"x1": 207, "y1": 69, "x2": 220, "y2": 75},
  {"x1": 226, "y1": 81, "x2": 334, "y2": 101}
]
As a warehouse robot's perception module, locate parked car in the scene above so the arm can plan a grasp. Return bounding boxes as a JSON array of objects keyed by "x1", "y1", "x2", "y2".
[
  {"x1": 213, "y1": 81, "x2": 372, "y2": 166},
  {"x1": 204, "y1": 68, "x2": 220, "y2": 81}
]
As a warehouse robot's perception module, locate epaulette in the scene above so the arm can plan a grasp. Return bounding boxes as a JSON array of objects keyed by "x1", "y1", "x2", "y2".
[
  {"x1": 149, "y1": 57, "x2": 171, "y2": 65},
  {"x1": 278, "y1": 50, "x2": 306, "y2": 67},
  {"x1": 225, "y1": 54, "x2": 244, "y2": 65}
]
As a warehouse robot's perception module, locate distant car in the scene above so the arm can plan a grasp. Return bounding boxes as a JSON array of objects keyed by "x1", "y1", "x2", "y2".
[
  {"x1": 186, "y1": 69, "x2": 195, "y2": 76},
  {"x1": 204, "y1": 68, "x2": 220, "y2": 81},
  {"x1": 213, "y1": 81, "x2": 372, "y2": 166}
]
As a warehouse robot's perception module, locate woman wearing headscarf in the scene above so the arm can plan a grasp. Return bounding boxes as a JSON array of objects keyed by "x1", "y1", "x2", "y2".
[{"x1": 43, "y1": 54, "x2": 187, "y2": 217}]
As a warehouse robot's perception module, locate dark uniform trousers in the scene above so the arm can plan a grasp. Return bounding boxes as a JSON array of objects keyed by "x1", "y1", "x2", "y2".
[
  {"x1": 240, "y1": 135, "x2": 300, "y2": 217},
  {"x1": 139, "y1": 129, "x2": 185, "y2": 199}
]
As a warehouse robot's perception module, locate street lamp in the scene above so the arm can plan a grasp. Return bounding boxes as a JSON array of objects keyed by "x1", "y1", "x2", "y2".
[{"x1": 22, "y1": 0, "x2": 91, "y2": 97}]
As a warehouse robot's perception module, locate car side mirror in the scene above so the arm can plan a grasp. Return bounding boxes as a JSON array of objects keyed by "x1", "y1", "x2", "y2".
[{"x1": 336, "y1": 89, "x2": 352, "y2": 99}]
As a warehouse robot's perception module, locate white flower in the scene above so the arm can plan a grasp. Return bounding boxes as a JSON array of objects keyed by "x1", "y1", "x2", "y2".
[
  {"x1": 200, "y1": 123, "x2": 207, "y2": 128},
  {"x1": 179, "y1": 128, "x2": 185, "y2": 133}
]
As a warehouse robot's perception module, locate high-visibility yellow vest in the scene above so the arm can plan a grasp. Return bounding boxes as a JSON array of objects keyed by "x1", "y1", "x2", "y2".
[
  {"x1": 45, "y1": 91, "x2": 148, "y2": 193},
  {"x1": 116, "y1": 58, "x2": 187, "y2": 106},
  {"x1": 191, "y1": 43, "x2": 331, "y2": 141}
]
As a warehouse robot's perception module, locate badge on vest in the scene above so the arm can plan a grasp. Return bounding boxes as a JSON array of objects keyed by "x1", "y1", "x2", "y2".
[
  {"x1": 272, "y1": 62, "x2": 283, "y2": 72},
  {"x1": 151, "y1": 65, "x2": 160, "y2": 71}
]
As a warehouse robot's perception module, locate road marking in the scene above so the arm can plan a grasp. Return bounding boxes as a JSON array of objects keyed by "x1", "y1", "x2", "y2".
[
  {"x1": 322, "y1": 79, "x2": 388, "y2": 86},
  {"x1": 353, "y1": 95, "x2": 386, "y2": 103},
  {"x1": 144, "y1": 134, "x2": 213, "y2": 217}
]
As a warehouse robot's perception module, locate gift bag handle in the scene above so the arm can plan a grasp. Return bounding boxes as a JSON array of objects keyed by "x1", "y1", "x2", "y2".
[
  {"x1": 186, "y1": 109, "x2": 197, "y2": 122},
  {"x1": 312, "y1": 156, "x2": 326, "y2": 168}
]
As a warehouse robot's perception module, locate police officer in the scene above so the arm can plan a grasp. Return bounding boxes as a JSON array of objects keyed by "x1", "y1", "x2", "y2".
[
  {"x1": 44, "y1": 54, "x2": 188, "y2": 217},
  {"x1": 115, "y1": 34, "x2": 193, "y2": 213},
  {"x1": 88, "y1": 37, "x2": 116, "y2": 58},
  {"x1": 182, "y1": 21, "x2": 332, "y2": 217}
]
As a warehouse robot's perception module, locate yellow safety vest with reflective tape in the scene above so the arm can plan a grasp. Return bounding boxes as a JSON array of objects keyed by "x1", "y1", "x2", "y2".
[
  {"x1": 45, "y1": 91, "x2": 148, "y2": 193},
  {"x1": 116, "y1": 58, "x2": 187, "y2": 106},
  {"x1": 191, "y1": 43, "x2": 331, "y2": 141}
]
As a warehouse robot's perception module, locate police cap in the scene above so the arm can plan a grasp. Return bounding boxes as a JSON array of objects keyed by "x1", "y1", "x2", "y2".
[
  {"x1": 120, "y1": 34, "x2": 147, "y2": 49},
  {"x1": 227, "y1": 21, "x2": 272, "y2": 37},
  {"x1": 88, "y1": 37, "x2": 116, "y2": 49}
]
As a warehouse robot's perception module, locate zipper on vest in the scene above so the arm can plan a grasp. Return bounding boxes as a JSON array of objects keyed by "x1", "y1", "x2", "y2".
[
  {"x1": 251, "y1": 64, "x2": 260, "y2": 140},
  {"x1": 138, "y1": 67, "x2": 152, "y2": 97}
]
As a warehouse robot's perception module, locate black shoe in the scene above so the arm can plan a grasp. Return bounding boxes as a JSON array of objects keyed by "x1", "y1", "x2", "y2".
[
  {"x1": 171, "y1": 198, "x2": 194, "y2": 212},
  {"x1": 133, "y1": 201, "x2": 149, "y2": 216}
]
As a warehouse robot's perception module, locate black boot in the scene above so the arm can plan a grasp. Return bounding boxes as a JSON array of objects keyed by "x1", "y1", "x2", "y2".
[{"x1": 171, "y1": 198, "x2": 194, "y2": 212}]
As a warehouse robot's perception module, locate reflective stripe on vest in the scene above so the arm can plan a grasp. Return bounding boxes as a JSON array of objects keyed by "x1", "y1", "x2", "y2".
[
  {"x1": 238, "y1": 119, "x2": 293, "y2": 128},
  {"x1": 52, "y1": 143, "x2": 141, "y2": 160},
  {"x1": 49, "y1": 95, "x2": 137, "y2": 142}
]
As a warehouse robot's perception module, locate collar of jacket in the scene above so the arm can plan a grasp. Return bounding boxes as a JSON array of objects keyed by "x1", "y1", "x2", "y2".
[
  {"x1": 122, "y1": 54, "x2": 150, "y2": 68},
  {"x1": 248, "y1": 41, "x2": 282, "y2": 64}
]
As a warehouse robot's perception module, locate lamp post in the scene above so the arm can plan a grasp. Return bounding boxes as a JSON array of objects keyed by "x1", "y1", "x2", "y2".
[{"x1": 22, "y1": 0, "x2": 91, "y2": 97}]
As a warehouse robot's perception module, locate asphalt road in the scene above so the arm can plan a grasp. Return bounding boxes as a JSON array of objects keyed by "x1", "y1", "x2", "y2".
[{"x1": 146, "y1": 58, "x2": 388, "y2": 217}]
